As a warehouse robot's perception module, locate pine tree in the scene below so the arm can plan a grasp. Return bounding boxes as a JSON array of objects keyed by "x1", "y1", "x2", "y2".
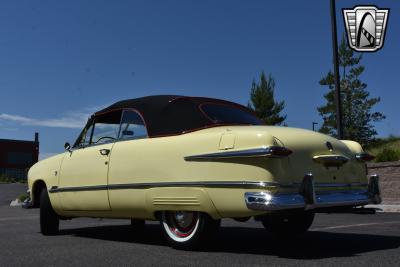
[
  {"x1": 248, "y1": 72, "x2": 286, "y2": 125},
  {"x1": 318, "y1": 36, "x2": 385, "y2": 145}
]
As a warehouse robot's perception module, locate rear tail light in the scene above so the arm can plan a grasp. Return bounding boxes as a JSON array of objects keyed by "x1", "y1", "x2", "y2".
[{"x1": 355, "y1": 152, "x2": 375, "y2": 162}]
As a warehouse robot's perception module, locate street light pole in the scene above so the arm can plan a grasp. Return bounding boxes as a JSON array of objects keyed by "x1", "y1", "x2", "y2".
[
  {"x1": 330, "y1": 0, "x2": 344, "y2": 139},
  {"x1": 312, "y1": 122, "x2": 318, "y2": 131}
]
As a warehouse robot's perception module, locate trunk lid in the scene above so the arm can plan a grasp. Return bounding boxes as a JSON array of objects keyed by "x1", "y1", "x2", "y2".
[{"x1": 265, "y1": 126, "x2": 367, "y2": 185}]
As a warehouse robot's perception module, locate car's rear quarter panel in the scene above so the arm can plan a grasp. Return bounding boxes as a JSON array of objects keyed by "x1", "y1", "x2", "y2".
[{"x1": 107, "y1": 126, "x2": 279, "y2": 219}]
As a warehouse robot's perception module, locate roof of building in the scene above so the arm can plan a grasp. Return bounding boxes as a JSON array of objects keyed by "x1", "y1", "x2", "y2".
[
  {"x1": 94, "y1": 95, "x2": 261, "y2": 137},
  {"x1": 0, "y1": 139, "x2": 37, "y2": 144}
]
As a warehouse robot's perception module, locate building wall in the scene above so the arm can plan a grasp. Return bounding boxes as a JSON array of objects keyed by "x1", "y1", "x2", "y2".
[
  {"x1": 0, "y1": 136, "x2": 39, "y2": 180},
  {"x1": 368, "y1": 161, "x2": 400, "y2": 204}
]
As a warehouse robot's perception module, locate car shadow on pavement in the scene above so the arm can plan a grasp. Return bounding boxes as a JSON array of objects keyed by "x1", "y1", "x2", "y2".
[
  {"x1": 214, "y1": 227, "x2": 400, "y2": 259},
  {"x1": 58, "y1": 224, "x2": 400, "y2": 259},
  {"x1": 60, "y1": 224, "x2": 400, "y2": 259}
]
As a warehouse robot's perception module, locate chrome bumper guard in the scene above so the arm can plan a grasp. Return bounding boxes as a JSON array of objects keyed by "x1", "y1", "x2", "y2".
[{"x1": 245, "y1": 174, "x2": 382, "y2": 211}]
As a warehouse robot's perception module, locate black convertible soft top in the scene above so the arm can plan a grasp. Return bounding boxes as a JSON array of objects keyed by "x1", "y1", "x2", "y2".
[{"x1": 94, "y1": 95, "x2": 261, "y2": 137}]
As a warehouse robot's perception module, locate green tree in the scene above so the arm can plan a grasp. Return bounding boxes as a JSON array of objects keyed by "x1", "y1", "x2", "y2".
[
  {"x1": 318, "y1": 36, "x2": 385, "y2": 145},
  {"x1": 248, "y1": 72, "x2": 286, "y2": 125}
]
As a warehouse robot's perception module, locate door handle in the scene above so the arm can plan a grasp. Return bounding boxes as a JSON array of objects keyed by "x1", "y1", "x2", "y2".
[{"x1": 99, "y1": 149, "x2": 110, "y2": 156}]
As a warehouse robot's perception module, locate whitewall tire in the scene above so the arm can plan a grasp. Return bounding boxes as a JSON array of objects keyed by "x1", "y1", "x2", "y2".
[{"x1": 160, "y1": 211, "x2": 220, "y2": 250}]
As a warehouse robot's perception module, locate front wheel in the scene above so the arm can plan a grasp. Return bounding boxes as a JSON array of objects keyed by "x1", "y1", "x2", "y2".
[
  {"x1": 160, "y1": 211, "x2": 220, "y2": 250},
  {"x1": 40, "y1": 189, "x2": 60, "y2": 235},
  {"x1": 261, "y1": 211, "x2": 315, "y2": 237}
]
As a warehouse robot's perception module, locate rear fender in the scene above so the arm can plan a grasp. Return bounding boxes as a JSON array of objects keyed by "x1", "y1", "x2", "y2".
[{"x1": 145, "y1": 187, "x2": 221, "y2": 219}]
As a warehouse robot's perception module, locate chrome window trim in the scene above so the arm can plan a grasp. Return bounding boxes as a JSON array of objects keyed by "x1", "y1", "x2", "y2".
[{"x1": 72, "y1": 117, "x2": 94, "y2": 148}]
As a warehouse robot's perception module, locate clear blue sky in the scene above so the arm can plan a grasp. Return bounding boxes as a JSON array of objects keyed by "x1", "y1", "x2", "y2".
[{"x1": 0, "y1": 0, "x2": 399, "y2": 159}]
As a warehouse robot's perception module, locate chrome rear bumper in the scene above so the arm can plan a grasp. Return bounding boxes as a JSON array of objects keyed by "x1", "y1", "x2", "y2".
[{"x1": 245, "y1": 174, "x2": 381, "y2": 211}]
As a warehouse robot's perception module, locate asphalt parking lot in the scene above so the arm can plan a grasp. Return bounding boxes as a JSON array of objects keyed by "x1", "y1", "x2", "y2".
[{"x1": 1, "y1": 184, "x2": 400, "y2": 267}]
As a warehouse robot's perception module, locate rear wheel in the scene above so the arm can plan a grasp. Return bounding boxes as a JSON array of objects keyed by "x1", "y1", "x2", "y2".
[
  {"x1": 261, "y1": 211, "x2": 314, "y2": 236},
  {"x1": 160, "y1": 211, "x2": 220, "y2": 250},
  {"x1": 40, "y1": 189, "x2": 59, "y2": 235}
]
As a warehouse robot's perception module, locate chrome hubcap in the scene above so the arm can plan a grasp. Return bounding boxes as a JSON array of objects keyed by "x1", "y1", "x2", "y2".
[
  {"x1": 165, "y1": 211, "x2": 199, "y2": 238},
  {"x1": 174, "y1": 211, "x2": 194, "y2": 228}
]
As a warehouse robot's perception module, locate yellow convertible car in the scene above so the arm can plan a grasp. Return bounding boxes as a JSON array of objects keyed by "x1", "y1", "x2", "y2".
[{"x1": 27, "y1": 95, "x2": 381, "y2": 249}]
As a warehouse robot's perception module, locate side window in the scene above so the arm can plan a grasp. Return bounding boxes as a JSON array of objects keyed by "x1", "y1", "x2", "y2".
[
  {"x1": 91, "y1": 110, "x2": 122, "y2": 144},
  {"x1": 118, "y1": 110, "x2": 148, "y2": 140}
]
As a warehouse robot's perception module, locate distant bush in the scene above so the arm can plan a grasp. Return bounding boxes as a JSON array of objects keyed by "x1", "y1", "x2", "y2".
[
  {"x1": 18, "y1": 193, "x2": 30, "y2": 202},
  {"x1": 367, "y1": 135, "x2": 400, "y2": 149},
  {"x1": 375, "y1": 148, "x2": 400, "y2": 162}
]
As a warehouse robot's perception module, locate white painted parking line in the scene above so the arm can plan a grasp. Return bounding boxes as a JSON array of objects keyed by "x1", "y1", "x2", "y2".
[{"x1": 312, "y1": 221, "x2": 400, "y2": 231}]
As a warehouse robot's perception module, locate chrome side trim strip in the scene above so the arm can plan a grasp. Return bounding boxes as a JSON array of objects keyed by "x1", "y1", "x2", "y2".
[
  {"x1": 49, "y1": 185, "x2": 108, "y2": 193},
  {"x1": 184, "y1": 147, "x2": 283, "y2": 160},
  {"x1": 48, "y1": 180, "x2": 369, "y2": 194},
  {"x1": 48, "y1": 181, "x2": 281, "y2": 193}
]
